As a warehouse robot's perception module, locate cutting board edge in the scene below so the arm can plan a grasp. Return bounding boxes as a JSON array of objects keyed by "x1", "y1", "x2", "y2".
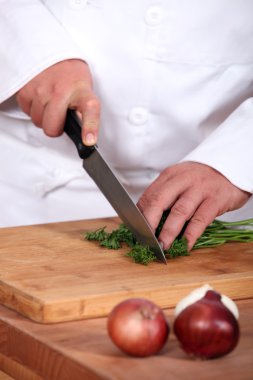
[
  {"x1": 0, "y1": 280, "x2": 46, "y2": 324},
  {"x1": 1, "y1": 275, "x2": 252, "y2": 324}
]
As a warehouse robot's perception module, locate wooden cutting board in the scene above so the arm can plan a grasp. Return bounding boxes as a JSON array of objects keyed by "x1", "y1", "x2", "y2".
[{"x1": 0, "y1": 217, "x2": 253, "y2": 323}]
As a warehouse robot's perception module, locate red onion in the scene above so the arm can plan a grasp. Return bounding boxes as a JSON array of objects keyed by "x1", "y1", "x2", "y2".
[
  {"x1": 107, "y1": 298, "x2": 170, "y2": 357},
  {"x1": 173, "y1": 285, "x2": 240, "y2": 359}
]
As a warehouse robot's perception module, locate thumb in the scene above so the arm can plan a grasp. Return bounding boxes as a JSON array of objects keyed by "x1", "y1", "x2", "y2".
[{"x1": 81, "y1": 98, "x2": 100, "y2": 146}]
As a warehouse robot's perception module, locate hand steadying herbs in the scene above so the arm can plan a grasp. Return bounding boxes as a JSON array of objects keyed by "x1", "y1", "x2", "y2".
[{"x1": 84, "y1": 216, "x2": 253, "y2": 265}]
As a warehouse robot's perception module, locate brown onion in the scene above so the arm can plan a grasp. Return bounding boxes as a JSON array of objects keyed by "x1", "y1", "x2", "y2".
[
  {"x1": 107, "y1": 298, "x2": 169, "y2": 357},
  {"x1": 173, "y1": 285, "x2": 240, "y2": 359}
]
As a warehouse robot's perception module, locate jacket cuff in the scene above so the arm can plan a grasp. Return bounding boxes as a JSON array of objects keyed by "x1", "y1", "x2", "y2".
[{"x1": 180, "y1": 97, "x2": 253, "y2": 194}]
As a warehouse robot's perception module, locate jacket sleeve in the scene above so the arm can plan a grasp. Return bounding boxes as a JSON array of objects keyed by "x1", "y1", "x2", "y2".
[
  {"x1": 0, "y1": 1, "x2": 86, "y2": 104},
  {"x1": 180, "y1": 97, "x2": 253, "y2": 194}
]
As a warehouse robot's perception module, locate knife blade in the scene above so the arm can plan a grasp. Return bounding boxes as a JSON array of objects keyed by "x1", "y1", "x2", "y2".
[{"x1": 64, "y1": 109, "x2": 167, "y2": 264}]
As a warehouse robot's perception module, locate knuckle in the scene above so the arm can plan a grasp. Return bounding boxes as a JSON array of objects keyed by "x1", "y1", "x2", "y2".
[
  {"x1": 171, "y1": 201, "x2": 191, "y2": 218},
  {"x1": 51, "y1": 83, "x2": 64, "y2": 99},
  {"x1": 184, "y1": 228, "x2": 196, "y2": 240},
  {"x1": 190, "y1": 213, "x2": 208, "y2": 228},
  {"x1": 34, "y1": 85, "x2": 47, "y2": 99},
  {"x1": 183, "y1": 214, "x2": 209, "y2": 247},
  {"x1": 159, "y1": 166, "x2": 173, "y2": 180},
  {"x1": 137, "y1": 194, "x2": 149, "y2": 211},
  {"x1": 138, "y1": 191, "x2": 162, "y2": 211},
  {"x1": 159, "y1": 225, "x2": 171, "y2": 237},
  {"x1": 86, "y1": 98, "x2": 101, "y2": 113},
  {"x1": 85, "y1": 119, "x2": 99, "y2": 131}
]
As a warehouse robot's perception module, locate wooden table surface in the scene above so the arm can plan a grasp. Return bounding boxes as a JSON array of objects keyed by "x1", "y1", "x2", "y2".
[
  {"x1": 0, "y1": 371, "x2": 14, "y2": 380},
  {"x1": 0, "y1": 218, "x2": 253, "y2": 379},
  {"x1": 0, "y1": 299, "x2": 252, "y2": 380}
]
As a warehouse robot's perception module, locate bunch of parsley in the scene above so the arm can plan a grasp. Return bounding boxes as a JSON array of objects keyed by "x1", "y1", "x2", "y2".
[{"x1": 84, "y1": 215, "x2": 253, "y2": 265}]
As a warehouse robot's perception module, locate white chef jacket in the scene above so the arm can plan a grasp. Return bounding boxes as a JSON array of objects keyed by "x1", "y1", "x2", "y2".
[{"x1": 0, "y1": 0, "x2": 253, "y2": 227}]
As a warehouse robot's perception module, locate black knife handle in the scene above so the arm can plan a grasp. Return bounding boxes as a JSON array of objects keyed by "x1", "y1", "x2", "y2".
[{"x1": 64, "y1": 109, "x2": 95, "y2": 159}]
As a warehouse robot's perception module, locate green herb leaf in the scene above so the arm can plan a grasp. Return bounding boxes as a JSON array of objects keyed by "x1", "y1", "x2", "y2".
[
  {"x1": 126, "y1": 244, "x2": 157, "y2": 265},
  {"x1": 84, "y1": 216, "x2": 253, "y2": 266},
  {"x1": 85, "y1": 227, "x2": 108, "y2": 242},
  {"x1": 100, "y1": 230, "x2": 122, "y2": 249},
  {"x1": 115, "y1": 224, "x2": 136, "y2": 247},
  {"x1": 165, "y1": 237, "x2": 189, "y2": 258}
]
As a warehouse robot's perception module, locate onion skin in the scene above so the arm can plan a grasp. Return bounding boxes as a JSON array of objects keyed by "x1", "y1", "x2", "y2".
[
  {"x1": 107, "y1": 298, "x2": 170, "y2": 357},
  {"x1": 174, "y1": 290, "x2": 240, "y2": 359}
]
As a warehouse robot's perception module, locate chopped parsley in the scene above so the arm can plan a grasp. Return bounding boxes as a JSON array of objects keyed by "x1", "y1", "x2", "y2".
[{"x1": 84, "y1": 216, "x2": 253, "y2": 265}]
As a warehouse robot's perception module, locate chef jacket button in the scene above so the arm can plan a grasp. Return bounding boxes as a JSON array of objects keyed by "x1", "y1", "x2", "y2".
[
  {"x1": 145, "y1": 6, "x2": 163, "y2": 26},
  {"x1": 67, "y1": 0, "x2": 88, "y2": 10},
  {"x1": 128, "y1": 107, "x2": 149, "y2": 125}
]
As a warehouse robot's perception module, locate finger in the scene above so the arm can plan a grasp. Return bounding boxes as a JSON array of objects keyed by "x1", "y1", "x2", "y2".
[
  {"x1": 184, "y1": 198, "x2": 218, "y2": 251},
  {"x1": 138, "y1": 203, "x2": 164, "y2": 234},
  {"x1": 137, "y1": 175, "x2": 190, "y2": 231},
  {"x1": 41, "y1": 97, "x2": 68, "y2": 137},
  {"x1": 157, "y1": 190, "x2": 202, "y2": 249},
  {"x1": 29, "y1": 98, "x2": 47, "y2": 128},
  {"x1": 81, "y1": 98, "x2": 100, "y2": 146},
  {"x1": 16, "y1": 89, "x2": 33, "y2": 116}
]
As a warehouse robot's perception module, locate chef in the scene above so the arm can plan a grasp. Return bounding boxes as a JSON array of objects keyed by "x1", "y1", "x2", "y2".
[{"x1": 0, "y1": 0, "x2": 253, "y2": 250}]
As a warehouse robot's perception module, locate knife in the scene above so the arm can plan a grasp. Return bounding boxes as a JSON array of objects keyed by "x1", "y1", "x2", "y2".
[{"x1": 64, "y1": 110, "x2": 167, "y2": 264}]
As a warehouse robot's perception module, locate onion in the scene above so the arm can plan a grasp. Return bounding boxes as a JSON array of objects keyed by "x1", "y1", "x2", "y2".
[
  {"x1": 107, "y1": 298, "x2": 170, "y2": 357},
  {"x1": 173, "y1": 285, "x2": 240, "y2": 359}
]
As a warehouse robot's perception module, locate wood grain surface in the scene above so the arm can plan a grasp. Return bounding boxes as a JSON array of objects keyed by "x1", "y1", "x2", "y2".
[
  {"x1": 0, "y1": 300, "x2": 252, "y2": 380},
  {"x1": 0, "y1": 218, "x2": 253, "y2": 323},
  {"x1": 0, "y1": 371, "x2": 14, "y2": 380}
]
